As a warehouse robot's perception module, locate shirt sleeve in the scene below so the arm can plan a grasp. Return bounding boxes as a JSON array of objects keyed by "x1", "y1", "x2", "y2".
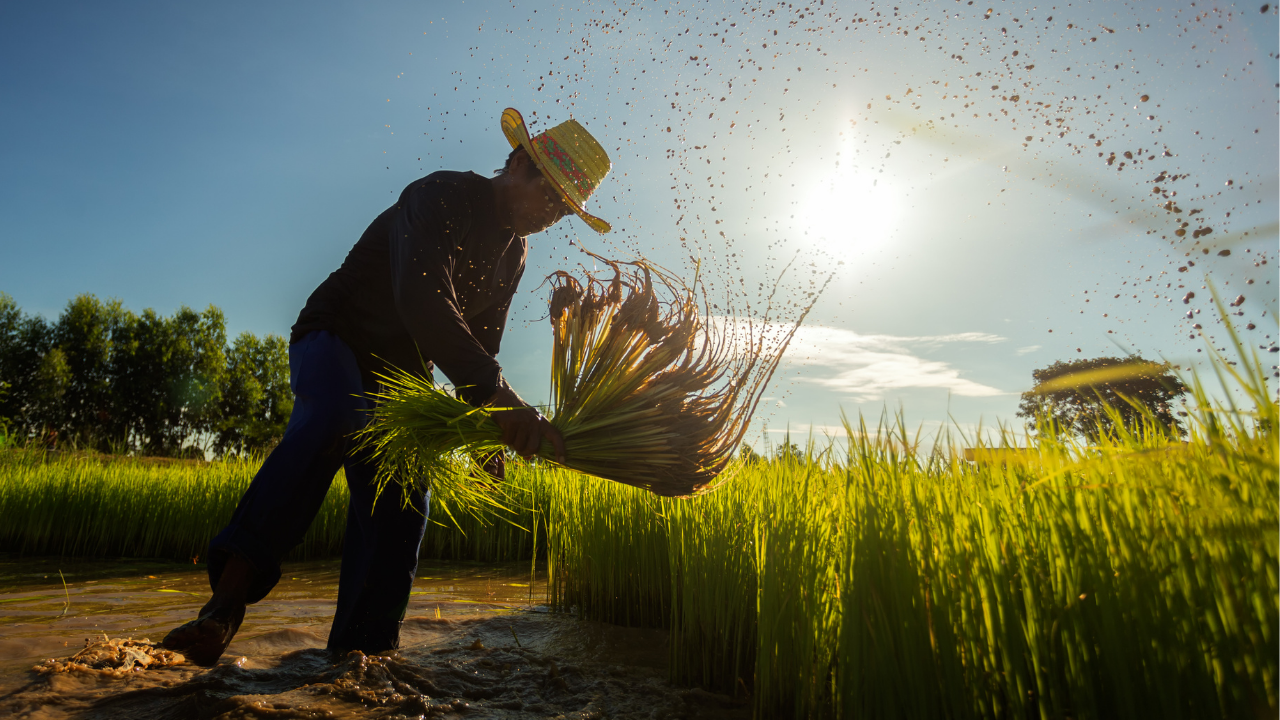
[{"x1": 388, "y1": 178, "x2": 505, "y2": 405}]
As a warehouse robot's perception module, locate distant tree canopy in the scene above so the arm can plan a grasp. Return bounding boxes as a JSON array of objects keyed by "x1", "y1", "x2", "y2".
[
  {"x1": 0, "y1": 292, "x2": 291, "y2": 458},
  {"x1": 1016, "y1": 355, "x2": 1189, "y2": 442},
  {"x1": 772, "y1": 435, "x2": 804, "y2": 462}
]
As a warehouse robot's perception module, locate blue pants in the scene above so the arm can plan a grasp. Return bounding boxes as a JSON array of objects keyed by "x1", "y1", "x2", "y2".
[{"x1": 209, "y1": 330, "x2": 429, "y2": 653}]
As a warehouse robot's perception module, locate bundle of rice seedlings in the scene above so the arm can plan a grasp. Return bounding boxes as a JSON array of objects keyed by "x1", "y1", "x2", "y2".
[{"x1": 360, "y1": 253, "x2": 826, "y2": 504}]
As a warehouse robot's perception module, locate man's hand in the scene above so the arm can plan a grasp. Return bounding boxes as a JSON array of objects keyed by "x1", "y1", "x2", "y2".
[{"x1": 487, "y1": 386, "x2": 567, "y2": 464}]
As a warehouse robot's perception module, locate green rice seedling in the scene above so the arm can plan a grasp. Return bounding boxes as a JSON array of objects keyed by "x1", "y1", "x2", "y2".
[
  {"x1": 0, "y1": 451, "x2": 345, "y2": 561},
  {"x1": 539, "y1": 338, "x2": 1275, "y2": 718},
  {"x1": 541, "y1": 464, "x2": 672, "y2": 627},
  {"x1": 0, "y1": 450, "x2": 545, "y2": 564},
  {"x1": 413, "y1": 458, "x2": 549, "y2": 563},
  {"x1": 360, "y1": 254, "x2": 829, "y2": 504},
  {"x1": 663, "y1": 464, "x2": 760, "y2": 692},
  {"x1": 751, "y1": 450, "x2": 844, "y2": 715},
  {"x1": 834, "y1": 416, "x2": 962, "y2": 720}
]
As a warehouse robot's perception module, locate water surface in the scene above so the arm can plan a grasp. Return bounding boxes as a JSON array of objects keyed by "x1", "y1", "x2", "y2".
[{"x1": 0, "y1": 557, "x2": 747, "y2": 719}]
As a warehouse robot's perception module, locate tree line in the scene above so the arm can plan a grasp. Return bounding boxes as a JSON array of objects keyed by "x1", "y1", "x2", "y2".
[{"x1": 0, "y1": 293, "x2": 291, "y2": 458}]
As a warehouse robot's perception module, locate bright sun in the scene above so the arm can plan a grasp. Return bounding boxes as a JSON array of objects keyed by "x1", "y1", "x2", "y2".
[{"x1": 800, "y1": 158, "x2": 903, "y2": 258}]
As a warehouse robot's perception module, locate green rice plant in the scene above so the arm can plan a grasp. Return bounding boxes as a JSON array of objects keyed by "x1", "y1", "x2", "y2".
[
  {"x1": 834, "y1": 415, "x2": 962, "y2": 720},
  {"x1": 419, "y1": 470, "x2": 544, "y2": 563},
  {"x1": 752, "y1": 452, "x2": 844, "y2": 716},
  {"x1": 540, "y1": 338, "x2": 1276, "y2": 718},
  {"x1": 663, "y1": 463, "x2": 760, "y2": 692},
  {"x1": 540, "y1": 464, "x2": 672, "y2": 627},
  {"x1": 0, "y1": 451, "x2": 344, "y2": 561},
  {"x1": 0, "y1": 450, "x2": 544, "y2": 563}
]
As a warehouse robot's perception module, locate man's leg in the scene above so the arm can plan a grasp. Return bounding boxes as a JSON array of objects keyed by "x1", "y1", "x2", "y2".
[
  {"x1": 326, "y1": 442, "x2": 430, "y2": 654},
  {"x1": 163, "y1": 330, "x2": 366, "y2": 666}
]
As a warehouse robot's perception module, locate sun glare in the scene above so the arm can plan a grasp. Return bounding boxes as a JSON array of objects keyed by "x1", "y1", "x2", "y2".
[{"x1": 800, "y1": 159, "x2": 903, "y2": 258}]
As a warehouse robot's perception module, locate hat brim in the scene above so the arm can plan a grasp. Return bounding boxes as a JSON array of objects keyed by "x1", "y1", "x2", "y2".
[{"x1": 501, "y1": 108, "x2": 611, "y2": 234}]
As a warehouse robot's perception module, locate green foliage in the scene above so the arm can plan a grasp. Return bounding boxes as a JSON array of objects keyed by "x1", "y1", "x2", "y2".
[
  {"x1": 31, "y1": 347, "x2": 72, "y2": 442},
  {"x1": 3, "y1": 384, "x2": 1273, "y2": 717},
  {"x1": 0, "y1": 451, "x2": 314, "y2": 561},
  {"x1": 0, "y1": 348, "x2": 1273, "y2": 717},
  {"x1": 772, "y1": 439, "x2": 803, "y2": 462},
  {"x1": 0, "y1": 294, "x2": 288, "y2": 457},
  {"x1": 1017, "y1": 355, "x2": 1189, "y2": 441},
  {"x1": 541, "y1": 364, "x2": 1277, "y2": 719},
  {"x1": 0, "y1": 450, "x2": 541, "y2": 563},
  {"x1": 116, "y1": 305, "x2": 228, "y2": 456},
  {"x1": 53, "y1": 295, "x2": 129, "y2": 450},
  {"x1": 0, "y1": 297, "x2": 59, "y2": 442},
  {"x1": 354, "y1": 369, "x2": 522, "y2": 529},
  {"x1": 214, "y1": 332, "x2": 292, "y2": 457}
]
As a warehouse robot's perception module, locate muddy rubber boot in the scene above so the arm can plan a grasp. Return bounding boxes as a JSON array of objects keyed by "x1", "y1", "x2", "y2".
[{"x1": 161, "y1": 603, "x2": 246, "y2": 667}]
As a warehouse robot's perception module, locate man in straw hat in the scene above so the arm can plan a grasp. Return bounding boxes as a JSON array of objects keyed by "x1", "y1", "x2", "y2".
[{"x1": 163, "y1": 108, "x2": 611, "y2": 666}]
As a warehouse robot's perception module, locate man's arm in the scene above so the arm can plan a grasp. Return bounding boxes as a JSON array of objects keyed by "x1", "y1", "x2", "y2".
[
  {"x1": 466, "y1": 283, "x2": 564, "y2": 462},
  {"x1": 388, "y1": 178, "x2": 504, "y2": 405}
]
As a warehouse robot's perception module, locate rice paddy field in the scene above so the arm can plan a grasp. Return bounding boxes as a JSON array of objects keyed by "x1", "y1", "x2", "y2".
[
  {"x1": 1, "y1": 362, "x2": 1275, "y2": 719},
  {"x1": 0, "y1": 452, "x2": 539, "y2": 564}
]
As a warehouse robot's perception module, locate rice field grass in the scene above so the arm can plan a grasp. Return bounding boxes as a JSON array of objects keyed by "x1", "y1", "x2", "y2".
[
  {"x1": 0, "y1": 451, "x2": 538, "y2": 563},
  {"x1": 0, "y1": 353, "x2": 1274, "y2": 718},
  {"x1": 535, "y1": 410, "x2": 1276, "y2": 718},
  {"x1": 532, "y1": 347, "x2": 1278, "y2": 718}
]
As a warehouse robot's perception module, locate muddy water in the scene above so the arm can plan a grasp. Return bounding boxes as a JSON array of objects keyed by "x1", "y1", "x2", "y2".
[{"x1": 0, "y1": 558, "x2": 747, "y2": 719}]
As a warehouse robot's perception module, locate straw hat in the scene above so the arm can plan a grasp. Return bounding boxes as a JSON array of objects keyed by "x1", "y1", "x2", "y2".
[{"x1": 501, "y1": 108, "x2": 612, "y2": 234}]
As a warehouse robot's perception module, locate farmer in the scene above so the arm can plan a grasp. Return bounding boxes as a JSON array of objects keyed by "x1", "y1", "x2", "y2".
[{"x1": 162, "y1": 108, "x2": 612, "y2": 666}]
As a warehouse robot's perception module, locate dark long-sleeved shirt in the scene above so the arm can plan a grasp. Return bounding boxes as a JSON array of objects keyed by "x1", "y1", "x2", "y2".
[{"x1": 291, "y1": 171, "x2": 526, "y2": 404}]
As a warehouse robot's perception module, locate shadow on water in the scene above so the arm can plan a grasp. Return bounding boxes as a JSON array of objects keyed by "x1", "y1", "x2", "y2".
[{"x1": 0, "y1": 557, "x2": 747, "y2": 719}]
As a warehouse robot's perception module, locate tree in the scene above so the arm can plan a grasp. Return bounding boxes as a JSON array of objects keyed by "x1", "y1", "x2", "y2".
[
  {"x1": 772, "y1": 428, "x2": 803, "y2": 462},
  {"x1": 0, "y1": 293, "x2": 290, "y2": 457},
  {"x1": 215, "y1": 332, "x2": 292, "y2": 456},
  {"x1": 0, "y1": 293, "x2": 22, "y2": 434},
  {"x1": 54, "y1": 294, "x2": 129, "y2": 451},
  {"x1": 1016, "y1": 356, "x2": 1188, "y2": 442},
  {"x1": 165, "y1": 305, "x2": 228, "y2": 455},
  {"x1": 215, "y1": 332, "x2": 266, "y2": 456},
  {"x1": 105, "y1": 307, "x2": 147, "y2": 450},
  {"x1": 0, "y1": 301, "x2": 59, "y2": 444},
  {"x1": 255, "y1": 335, "x2": 293, "y2": 444},
  {"x1": 110, "y1": 305, "x2": 227, "y2": 456},
  {"x1": 29, "y1": 346, "x2": 71, "y2": 444}
]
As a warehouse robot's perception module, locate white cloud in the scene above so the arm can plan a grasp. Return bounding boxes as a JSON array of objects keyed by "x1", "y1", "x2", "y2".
[
  {"x1": 756, "y1": 419, "x2": 1007, "y2": 448},
  {"x1": 770, "y1": 325, "x2": 1009, "y2": 402},
  {"x1": 1016, "y1": 345, "x2": 1042, "y2": 356}
]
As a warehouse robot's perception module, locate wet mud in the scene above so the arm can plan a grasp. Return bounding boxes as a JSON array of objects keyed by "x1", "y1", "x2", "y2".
[{"x1": 0, "y1": 558, "x2": 747, "y2": 719}]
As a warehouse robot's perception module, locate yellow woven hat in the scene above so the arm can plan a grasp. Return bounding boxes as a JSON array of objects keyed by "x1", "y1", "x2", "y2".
[{"x1": 501, "y1": 108, "x2": 612, "y2": 234}]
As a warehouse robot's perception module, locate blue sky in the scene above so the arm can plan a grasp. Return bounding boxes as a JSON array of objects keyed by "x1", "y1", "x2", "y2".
[{"x1": 2, "y1": 1, "x2": 1276, "y2": 448}]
